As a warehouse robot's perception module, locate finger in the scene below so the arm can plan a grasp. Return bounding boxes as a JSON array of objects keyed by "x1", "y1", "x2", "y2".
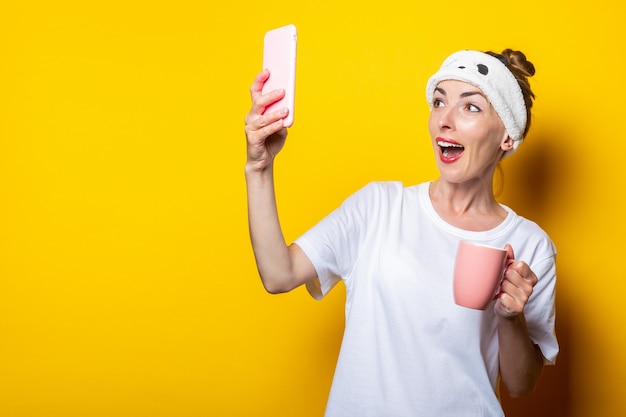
[
  {"x1": 500, "y1": 277, "x2": 528, "y2": 299},
  {"x1": 244, "y1": 70, "x2": 270, "y2": 126},
  {"x1": 249, "y1": 69, "x2": 270, "y2": 100},
  {"x1": 249, "y1": 70, "x2": 286, "y2": 110},
  {"x1": 501, "y1": 272, "x2": 533, "y2": 306},
  {"x1": 258, "y1": 118, "x2": 285, "y2": 138},
  {"x1": 245, "y1": 117, "x2": 285, "y2": 143},
  {"x1": 504, "y1": 244, "x2": 515, "y2": 268},
  {"x1": 504, "y1": 243, "x2": 514, "y2": 259},
  {"x1": 250, "y1": 107, "x2": 288, "y2": 132},
  {"x1": 503, "y1": 267, "x2": 529, "y2": 293},
  {"x1": 245, "y1": 90, "x2": 287, "y2": 127},
  {"x1": 496, "y1": 293, "x2": 522, "y2": 316},
  {"x1": 507, "y1": 261, "x2": 538, "y2": 287}
]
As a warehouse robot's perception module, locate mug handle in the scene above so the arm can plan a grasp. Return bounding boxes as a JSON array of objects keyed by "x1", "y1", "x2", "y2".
[{"x1": 493, "y1": 245, "x2": 515, "y2": 299}]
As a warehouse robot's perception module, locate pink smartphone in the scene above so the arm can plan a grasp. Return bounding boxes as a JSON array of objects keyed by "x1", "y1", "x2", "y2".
[{"x1": 261, "y1": 24, "x2": 297, "y2": 127}]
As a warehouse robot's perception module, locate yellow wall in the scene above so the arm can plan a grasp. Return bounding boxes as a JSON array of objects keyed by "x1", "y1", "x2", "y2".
[{"x1": 0, "y1": 1, "x2": 623, "y2": 416}]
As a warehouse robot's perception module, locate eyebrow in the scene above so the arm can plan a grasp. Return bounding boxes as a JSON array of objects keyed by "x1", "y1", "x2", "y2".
[{"x1": 434, "y1": 87, "x2": 487, "y2": 100}]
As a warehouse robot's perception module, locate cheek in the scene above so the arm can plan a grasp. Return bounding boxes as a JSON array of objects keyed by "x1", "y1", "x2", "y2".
[
  {"x1": 484, "y1": 113, "x2": 508, "y2": 138},
  {"x1": 488, "y1": 123, "x2": 509, "y2": 147},
  {"x1": 427, "y1": 113, "x2": 438, "y2": 136}
]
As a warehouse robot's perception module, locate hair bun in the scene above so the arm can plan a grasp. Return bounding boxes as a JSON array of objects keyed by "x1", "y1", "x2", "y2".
[
  {"x1": 501, "y1": 48, "x2": 535, "y2": 77},
  {"x1": 484, "y1": 48, "x2": 536, "y2": 139}
]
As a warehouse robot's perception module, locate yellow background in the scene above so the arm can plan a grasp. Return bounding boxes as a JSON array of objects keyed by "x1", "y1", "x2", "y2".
[{"x1": 0, "y1": 1, "x2": 623, "y2": 416}]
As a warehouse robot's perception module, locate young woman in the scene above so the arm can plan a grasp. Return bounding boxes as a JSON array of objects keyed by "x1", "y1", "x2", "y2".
[{"x1": 243, "y1": 49, "x2": 558, "y2": 416}]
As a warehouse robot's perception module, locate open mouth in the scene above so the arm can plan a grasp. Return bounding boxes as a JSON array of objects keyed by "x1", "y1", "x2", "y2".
[{"x1": 438, "y1": 140, "x2": 464, "y2": 160}]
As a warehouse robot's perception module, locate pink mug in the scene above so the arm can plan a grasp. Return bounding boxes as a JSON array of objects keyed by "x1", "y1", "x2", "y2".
[{"x1": 453, "y1": 241, "x2": 510, "y2": 310}]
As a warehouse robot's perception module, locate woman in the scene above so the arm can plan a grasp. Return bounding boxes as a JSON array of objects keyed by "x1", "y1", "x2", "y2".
[{"x1": 244, "y1": 49, "x2": 558, "y2": 416}]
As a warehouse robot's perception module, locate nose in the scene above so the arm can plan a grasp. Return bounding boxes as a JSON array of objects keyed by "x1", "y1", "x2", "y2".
[{"x1": 436, "y1": 106, "x2": 454, "y2": 130}]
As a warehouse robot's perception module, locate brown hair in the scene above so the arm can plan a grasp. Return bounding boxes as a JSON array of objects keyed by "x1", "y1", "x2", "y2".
[{"x1": 486, "y1": 49, "x2": 536, "y2": 139}]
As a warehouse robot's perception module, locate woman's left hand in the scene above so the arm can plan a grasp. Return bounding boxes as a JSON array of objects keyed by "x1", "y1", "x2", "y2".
[{"x1": 494, "y1": 245, "x2": 538, "y2": 319}]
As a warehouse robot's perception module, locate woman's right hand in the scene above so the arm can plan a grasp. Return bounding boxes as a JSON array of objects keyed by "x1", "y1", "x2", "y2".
[{"x1": 244, "y1": 69, "x2": 290, "y2": 173}]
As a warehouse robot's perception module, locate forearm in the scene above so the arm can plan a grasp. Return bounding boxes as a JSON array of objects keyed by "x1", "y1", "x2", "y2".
[
  {"x1": 245, "y1": 165, "x2": 298, "y2": 293},
  {"x1": 243, "y1": 71, "x2": 315, "y2": 293},
  {"x1": 497, "y1": 313, "x2": 544, "y2": 397}
]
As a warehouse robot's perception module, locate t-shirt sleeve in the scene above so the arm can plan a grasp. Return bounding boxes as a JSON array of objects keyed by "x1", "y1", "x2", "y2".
[
  {"x1": 524, "y1": 250, "x2": 559, "y2": 365},
  {"x1": 294, "y1": 183, "x2": 377, "y2": 300}
]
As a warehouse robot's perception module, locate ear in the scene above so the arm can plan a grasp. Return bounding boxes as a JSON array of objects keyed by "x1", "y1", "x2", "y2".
[{"x1": 501, "y1": 135, "x2": 514, "y2": 152}]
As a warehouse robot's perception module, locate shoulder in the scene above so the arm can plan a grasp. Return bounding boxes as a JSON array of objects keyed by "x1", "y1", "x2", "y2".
[
  {"x1": 351, "y1": 180, "x2": 423, "y2": 199},
  {"x1": 504, "y1": 207, "x2": 557, "y2": 257},
  {"x1": 344, "y1": 181, "x2": 421, "y2": 207},
  {"x1": 338, "y1": 181, "x2": 426, "y2": 222}
]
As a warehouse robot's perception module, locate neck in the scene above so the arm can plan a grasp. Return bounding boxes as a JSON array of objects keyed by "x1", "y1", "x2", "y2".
[{"x1": 429, "y1": 178, "x2": 507, "y2": 231}]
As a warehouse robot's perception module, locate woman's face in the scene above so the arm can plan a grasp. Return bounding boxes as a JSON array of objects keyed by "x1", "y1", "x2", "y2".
[{"x1": 428, "y1": 80, "x2": 511, "y2": 185}]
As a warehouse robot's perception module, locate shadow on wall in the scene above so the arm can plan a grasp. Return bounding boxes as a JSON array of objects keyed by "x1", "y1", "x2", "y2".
[{"x1": 499, "y1": 131, "x2": 573, "y2": 417}]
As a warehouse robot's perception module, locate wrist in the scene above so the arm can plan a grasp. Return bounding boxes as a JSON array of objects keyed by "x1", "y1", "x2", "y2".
[
  {"x1": 245, "y1": 157, "x2": 273, "y2": 173},
  {"x1": 245, "y1": 161, "x2": 274, "y2": 183},
  {"x1": 496, "y1": 310, "x2": 527, "y2": 333}
]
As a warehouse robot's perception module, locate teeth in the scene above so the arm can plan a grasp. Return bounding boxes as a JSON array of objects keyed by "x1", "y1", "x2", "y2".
[{"x1": 437, "y1": 141, "x2": 463, "y2": 148}]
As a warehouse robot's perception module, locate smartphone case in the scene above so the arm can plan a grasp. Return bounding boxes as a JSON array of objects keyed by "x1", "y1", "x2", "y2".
[{"x1": 262, "y1": 24, "x2": 297, "y2": 127}]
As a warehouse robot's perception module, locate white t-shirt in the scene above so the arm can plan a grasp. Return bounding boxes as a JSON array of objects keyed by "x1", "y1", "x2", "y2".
[{"x1": 295, "y1": 181, "x2": 558, "y2": 417}]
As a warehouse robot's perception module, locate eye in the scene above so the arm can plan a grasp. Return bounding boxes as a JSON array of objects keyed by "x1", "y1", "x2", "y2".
[
  {"x1": 465, "y1": 102, "x2": 481, "y2": 112},
  {"x1": 432, "y1": 98, "x2": 445, "y2": 108}
]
